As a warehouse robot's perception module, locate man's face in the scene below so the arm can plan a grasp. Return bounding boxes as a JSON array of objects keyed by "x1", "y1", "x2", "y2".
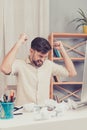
[{"x1": 30, "y1": 49, "x2": 48, "y2": 67}]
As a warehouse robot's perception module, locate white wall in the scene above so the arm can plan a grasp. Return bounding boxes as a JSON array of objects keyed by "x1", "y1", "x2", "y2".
[{"x1": 50, "y1": 0, "x2": 87, "y2": 33}]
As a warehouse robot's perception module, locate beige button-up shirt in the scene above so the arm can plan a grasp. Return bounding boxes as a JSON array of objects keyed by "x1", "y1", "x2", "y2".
[{"x1": 12, "y1": 58, "x2": 69, "y2": 106}]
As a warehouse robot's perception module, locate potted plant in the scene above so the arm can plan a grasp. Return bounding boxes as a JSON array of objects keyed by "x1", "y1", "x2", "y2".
[{"x1": 71, "y1": 8, "x2": 87, "y2": 33}]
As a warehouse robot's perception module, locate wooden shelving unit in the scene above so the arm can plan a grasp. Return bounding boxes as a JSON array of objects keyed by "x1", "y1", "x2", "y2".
[{"x1": 48, "y1": 33, "x2": 87, "y2": 102}]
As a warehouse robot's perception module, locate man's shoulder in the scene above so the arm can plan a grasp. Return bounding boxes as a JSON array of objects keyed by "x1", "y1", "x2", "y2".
[
  {"x1": 45, "y1": 59, "x2": 53, "y2": 65},
  {"x1": 45, "y1": 59, "x2": 59, "y2": 66}
]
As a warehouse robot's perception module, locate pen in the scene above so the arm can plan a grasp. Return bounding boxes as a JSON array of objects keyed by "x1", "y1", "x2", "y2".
[
  {"x1": 14, "y1": 106, "x2": 23, "y2": 112},
  {"x1": 10, "y1": 90, "x2": 14, "y2": 102},
  {"x1": 3, "y1": 94, "x2": 8, "y2": 102},
  {"x1": 14, "y1": 113, "x2": 23, "y2": 115}
]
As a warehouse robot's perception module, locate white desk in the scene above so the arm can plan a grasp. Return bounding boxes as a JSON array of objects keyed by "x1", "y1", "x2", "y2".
[{"x1": 0, "y1": 107, "x2": 87, "y2": 130}]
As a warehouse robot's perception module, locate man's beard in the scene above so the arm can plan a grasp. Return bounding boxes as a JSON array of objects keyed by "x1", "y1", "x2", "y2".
[{"x1": 33, "y1": 60, "x2": 43, "y2": 67}]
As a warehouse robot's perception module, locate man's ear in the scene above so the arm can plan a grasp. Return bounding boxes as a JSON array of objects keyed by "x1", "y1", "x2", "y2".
[{"x1": 30, "y1": 48, "x2": 34, "y2": 54}]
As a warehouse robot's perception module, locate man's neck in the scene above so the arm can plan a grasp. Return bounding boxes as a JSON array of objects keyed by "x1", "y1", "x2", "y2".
[{"x1": 28, "y1": 56, "x2": 38, "y2": 68}]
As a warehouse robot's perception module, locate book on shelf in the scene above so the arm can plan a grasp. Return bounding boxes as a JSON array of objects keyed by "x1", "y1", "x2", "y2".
[
  {"x1": 53, "y1": 49, "x2": 61, "y2": 57},
  {"x1": 53, "y1": 76, "x2": 59, "y2": 82},
  {"x1": 53, "y1": 76, "x2": 67, "y2": 82}
]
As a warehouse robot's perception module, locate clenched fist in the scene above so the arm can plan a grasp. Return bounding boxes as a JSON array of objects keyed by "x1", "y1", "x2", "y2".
[
  {"x1": 53, "y1": 41, "x2": 64, "y2": 51},
  {"x1": 18, "y1": 33, "x2": 28, "y2": 45}
]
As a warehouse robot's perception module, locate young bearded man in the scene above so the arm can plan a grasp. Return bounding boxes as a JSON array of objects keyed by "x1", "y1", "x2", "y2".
[{"x1": 0, "y1": 33, "x2": 77, "y2": 106}]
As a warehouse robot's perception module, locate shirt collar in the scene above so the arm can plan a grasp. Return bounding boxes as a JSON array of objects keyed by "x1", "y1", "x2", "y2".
[
  {"x1": 25, "y1": 56, "x2": 31, "y2": 64},
  {"x1": 25, "y1": 56, "x2": 46, "y2": 68},
  {"x1": 25, "y1": 56, "x2": 38, "y2": 68}
]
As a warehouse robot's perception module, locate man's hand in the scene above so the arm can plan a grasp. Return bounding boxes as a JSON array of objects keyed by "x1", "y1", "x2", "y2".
[
  {"x1": 53, "y1": 41, "x2": 64, "y2": 51},
  {"x1": 0, "y1": 33, "x2": 28, "y2": 74},
  {"x1": 18, "y1": 33, "x2": 28, "y2": 45}
]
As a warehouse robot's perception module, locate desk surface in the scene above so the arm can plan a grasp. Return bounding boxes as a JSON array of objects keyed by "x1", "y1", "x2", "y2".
[{"x1": 0, "y1": 107, "x2": 87, "y2": 130}]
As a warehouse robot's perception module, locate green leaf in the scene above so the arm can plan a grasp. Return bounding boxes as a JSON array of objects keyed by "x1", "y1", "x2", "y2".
[
  {"x1": 76, "y1": 23, "x2": 85, "y2": 29},
  {"x1": 78, "y1": 8, "x2": 87, "y2": 20},
  {"x1": 70, "y1": 8, "x2": 87, "y2": 29}
]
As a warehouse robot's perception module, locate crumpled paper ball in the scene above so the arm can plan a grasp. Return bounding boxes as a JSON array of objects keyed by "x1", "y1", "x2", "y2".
[{"x1": 23, "y1": 103, "x2": 41, "y2": 112}]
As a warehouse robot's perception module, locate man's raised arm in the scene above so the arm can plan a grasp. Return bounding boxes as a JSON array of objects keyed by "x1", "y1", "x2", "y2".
[
  {"x1": 54, "y1": 41, "x2": 77, "y2": 77},
  {"x1": 0, "y1": 33, "x2": 28, "y2": 74}
]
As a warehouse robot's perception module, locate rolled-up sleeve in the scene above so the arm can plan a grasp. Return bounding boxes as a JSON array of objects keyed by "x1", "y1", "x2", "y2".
[
  {"x1": 51, "y1": 61, "x2": 69, "y2": 78},
  {"x1": 11, "y1": 59, "x2": 20, "y2": 75}
]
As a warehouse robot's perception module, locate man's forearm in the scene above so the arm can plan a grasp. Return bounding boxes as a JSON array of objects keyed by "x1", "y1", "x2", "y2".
[
  {"x1": 0, "y1": 33, "x2": 28, "y2": 74},
  {"x1": 60, "y1": 47, "x2": 77, "y2": 77},
  {"x1": 0, "y1": 42, "x2": 22, "y2": 74}
]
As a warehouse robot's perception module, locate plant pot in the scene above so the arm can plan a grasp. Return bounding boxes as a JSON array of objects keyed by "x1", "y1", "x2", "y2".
[{"x1": 83, "y1": 25, "x2": 87, "y2": 33}]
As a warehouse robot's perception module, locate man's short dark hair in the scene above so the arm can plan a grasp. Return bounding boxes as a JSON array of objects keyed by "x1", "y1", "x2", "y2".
[{"x1": 31, "y1": 37, "x2": 51, "y2": 54}]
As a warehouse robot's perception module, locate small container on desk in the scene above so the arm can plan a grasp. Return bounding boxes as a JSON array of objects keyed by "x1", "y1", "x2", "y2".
[{"x1": 0, "y1": 102, "x2": 14, "y2": 119}]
